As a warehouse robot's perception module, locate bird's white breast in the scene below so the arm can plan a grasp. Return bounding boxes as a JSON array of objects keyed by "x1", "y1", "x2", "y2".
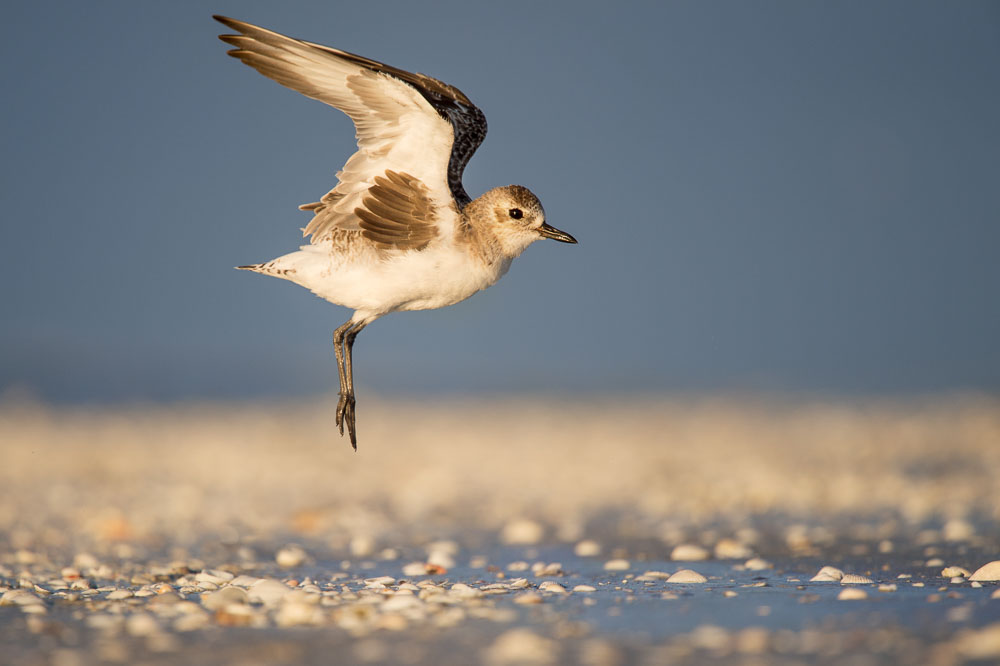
[{"x1": 275, "y1": 241, "x2": 511, "y2": 317}]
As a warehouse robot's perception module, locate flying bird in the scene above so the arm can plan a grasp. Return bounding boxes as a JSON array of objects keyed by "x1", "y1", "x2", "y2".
[{"x1": 214, "y1": 16, "x2": 577, "y2": 449}]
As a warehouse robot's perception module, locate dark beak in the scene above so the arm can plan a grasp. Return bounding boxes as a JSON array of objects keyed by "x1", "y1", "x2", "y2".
[{"x1": 537, "y1": 222, "x2": 578, "y2": 244}]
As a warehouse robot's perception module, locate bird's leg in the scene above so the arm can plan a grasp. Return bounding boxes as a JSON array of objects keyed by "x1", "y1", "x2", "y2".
[
  {"x1": 332, "y1": 320, "x2": 354, "y2": 440},
  {"x1": 341, "y1": 321, "x2": 368, "y2": 450}
]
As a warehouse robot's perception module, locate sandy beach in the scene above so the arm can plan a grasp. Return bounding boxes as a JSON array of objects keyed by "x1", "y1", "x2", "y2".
[{"x1": 2, "y1": 395, "x2": 1000, "y2": 664}]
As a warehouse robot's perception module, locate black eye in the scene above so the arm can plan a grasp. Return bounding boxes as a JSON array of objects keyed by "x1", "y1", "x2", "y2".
[{"x1": 508, "y1": 208, "x2": 523, "y2": 219}]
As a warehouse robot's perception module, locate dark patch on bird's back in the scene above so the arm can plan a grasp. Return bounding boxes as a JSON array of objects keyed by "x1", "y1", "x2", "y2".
[{"x1": 305, "y1": 41, "x2": 487, "y2": 208}]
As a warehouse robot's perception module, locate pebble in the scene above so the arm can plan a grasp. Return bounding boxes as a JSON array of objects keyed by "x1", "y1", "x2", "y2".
[
  {"x1": 736, "y1": 627, "x2": 770, "y2": 654},
  {"x1": 744, "y1": 558, "x2": 773, "y2": 571},
  {"x1": 532, "y1": 562, "x2": 564, "y2": 577},
  {"x1": 73, "y1": 553, "x2": 99, "y2": 570},
  {"x1": 714, "y1": 539, "x2": 753, "y2": 560},
  {"x1": 173, "y1": 612, "x2": 210, "y2": 632},
  {"x1": 841, "y1": 574, "x2": 874, "y2": 585},
  {"x1": 125, "y1": 613, "x2": 160, "y2": 637},
  {"x1": 944, "y1": 518, "x2": 975, "y2": 542},
  {"x1": 810, "y1": 566, "x2": 844, "y2": 582},
  {"x1": 201, "y1": 586, "x2": 248, "y2": 610},
  {"x1": 667, "y1": 569, "x2": 707, "y2": 583},
  {"x1": 364, "y1": 576, "x2": 396, "y2": 588},
  {"x1": 690, "y1": 624, "x2": 731, "y2": 651},
  {"x1": 229, "y1": 575, "x2": 262, "y2": 587},
  {"x1": 427, "y1": 549, "x2": 456, "y2": 570},
  {"x1": 637, "y1": 571, "x2": 672, "y2": 580},
  {"x1": 970, "y1": 561, "x2": 1000, "y2": 582},
  {"x1": 275, "y1": 545, "x2": 307, "y2": 568},
  {"x1": 248, "y1": 579, "x2": 292, "y2": 607},
  {"x1": 838, "y1": 588, "x2": 868, "y2": 600},
  {"x1": 992, "y1": 589, "x2": 1000, "y2": 599},
  {"x1": 574, "y1": 540, "x2": 601, "y2": 557},
  {"x1": 1, "y1": 590, "x2": 45, "y2": 608},
  {"x1": 513, "y1": 592, "x2": 544, "y2": 605},
  {"x1": 878, "y1": 584, "x2": 898, "y2": 592},
  {"x1": 349, "y1": 535, "x2": 375, "y2": 558},
  {"x1": 275, "y1": 601, "x2": 323, "y2": 627},
  {"x1": 942, "y1": 566, "x2": 971, "y2": 578},
  {"x1": 501, "y1": 519, "x2": 544, "y2": 545},
  {"x1": 195, "y1": 569, "x2": 234, "y2": 586},
  {"x1": 955, "y1": 623, "x2": 1000, "y2": 659},
  {"x1": 381, "y1": 594, "x2": 421, "y2": 612},
  {"x1": 402, "y1": 562, "x2": 433, "y2": 577},
  {"x1": 671, "y1": 544, "x2": 709, "y2": 561},
  {"x1": 449, "y1": 583, "x2": 483, "y2": 599},
  {"x1": 603, "y1": 559, "x2": 630, "y2": 571},
  {"x1": 538, "y1": 582, "x2": 567, "y2": 594},
  {"x1": 572, "y1": 585, "x2": 596, "y2": 593},
  {"x1": 105, "y1": 589, "x2": 133, "y2": 600},
  {"x1": 485, "y1": 628, "x2": 557, "y2": 665}
]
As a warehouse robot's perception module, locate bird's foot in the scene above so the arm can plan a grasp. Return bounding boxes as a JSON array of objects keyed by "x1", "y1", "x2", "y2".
[{"x1": 336, "y1": 391, "x2": 358, "y2": 450}]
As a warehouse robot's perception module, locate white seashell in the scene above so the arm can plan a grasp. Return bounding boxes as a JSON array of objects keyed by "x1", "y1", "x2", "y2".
[
  {"x1": 538, "y1": 581, "x2": 567, "y2": 594},
  {"x1": 667, "y1": 569, "x2": 707, "y2": 583},
  {"x1": 248, "y1": 579, "x2": 292, "y2": 607},
  {"x1": 501, "y1": 519, "x2": 544, "y2": 545},
  {"x1": 671, "y1": 544, "x2": 709, "y2": 561},
  {"x1": 942, "y1": 566, "x2": 971, "y2": 578},
  {"x1": 603, "y1": 559, "x2": 630, "y2": 571},
  {"x1": 970, "y1": 561, "x2": 1000, "y2": 581},
  {"x1": 810, "y1": 566, "x2": 844, "y2": 582},
  {"x1": 638, "y1": 571, "x2": 671, "y2": 580},
  {"x1": 275, "y1": 545, "x2": 307, "y2": 568},
  {"x1": 838, "y1": 588, "x2": 868, "y2": 600},
  {"x1": 744, "y1": 558, "x2": 773, "y2": 571},
  {"x1": 714, "y1": 539, "x2": 753, "y2": 560}
]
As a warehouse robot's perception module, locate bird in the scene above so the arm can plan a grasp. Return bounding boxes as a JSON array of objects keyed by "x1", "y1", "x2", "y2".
[{"x1": 214, "y1": 15, "x2": 577, "y2": 450}]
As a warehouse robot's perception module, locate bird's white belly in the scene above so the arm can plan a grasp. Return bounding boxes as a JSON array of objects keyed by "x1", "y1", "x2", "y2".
[{"x1": 286, "y1": 244, "x2": 509, "y2": 315}]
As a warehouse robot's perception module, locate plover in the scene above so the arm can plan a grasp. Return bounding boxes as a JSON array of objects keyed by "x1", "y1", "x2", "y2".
[{"x1": 215, "y1": 16, "x2": 577, "y2": 449}]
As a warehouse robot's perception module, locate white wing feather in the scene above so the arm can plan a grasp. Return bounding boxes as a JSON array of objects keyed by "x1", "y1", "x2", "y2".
[{"x1": 216, "y1": 17, "x2": 460, "y2": 242}]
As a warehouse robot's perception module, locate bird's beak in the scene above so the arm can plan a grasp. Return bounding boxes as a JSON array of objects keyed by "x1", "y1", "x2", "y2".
[{"x1": 537, "y1": 222, "x2": 578, "y2": 244}]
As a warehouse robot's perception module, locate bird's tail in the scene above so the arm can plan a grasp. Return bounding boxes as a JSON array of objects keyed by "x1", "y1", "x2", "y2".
[{"x1": 235, "y1": 261, "x2": 292, "y2": 278}]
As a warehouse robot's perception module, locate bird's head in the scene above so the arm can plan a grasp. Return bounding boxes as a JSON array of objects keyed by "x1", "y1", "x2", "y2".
[{"x1": 473, "y1": 185, "x2": 577, "y2": 258}]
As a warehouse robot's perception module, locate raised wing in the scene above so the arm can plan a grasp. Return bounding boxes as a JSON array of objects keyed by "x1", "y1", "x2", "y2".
[{"x1": 214, "y1": 15, "x2": 487, "y2": 246}]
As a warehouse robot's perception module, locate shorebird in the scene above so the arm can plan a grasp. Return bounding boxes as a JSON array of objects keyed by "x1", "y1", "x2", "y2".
[{"x1": 214, "y1": 16, "x2": 577, "y2": 450}]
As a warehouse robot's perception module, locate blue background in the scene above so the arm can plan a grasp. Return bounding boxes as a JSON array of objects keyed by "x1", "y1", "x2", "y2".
[{"x1": 2, "y1": 1, "x2": 998, "y2": 402}]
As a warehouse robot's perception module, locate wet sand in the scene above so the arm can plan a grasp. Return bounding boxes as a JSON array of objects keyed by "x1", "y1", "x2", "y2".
[{"x1": 2, "y1": 395, "x2": 999, "y2": 664}]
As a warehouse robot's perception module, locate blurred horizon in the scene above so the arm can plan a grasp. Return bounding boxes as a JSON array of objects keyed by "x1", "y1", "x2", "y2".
[{"x1": 3, "y1": 1, "x2": 999, "y2": 405}]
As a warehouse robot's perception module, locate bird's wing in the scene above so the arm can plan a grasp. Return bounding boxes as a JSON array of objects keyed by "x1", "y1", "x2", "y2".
[{"x1": 215, "y1": 15, "x2": 488, "y2": 248}]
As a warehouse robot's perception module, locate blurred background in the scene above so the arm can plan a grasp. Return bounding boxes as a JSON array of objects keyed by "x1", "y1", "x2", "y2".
[{"x1": 2, "y1": 0, "x2": 998, "y2": 404}]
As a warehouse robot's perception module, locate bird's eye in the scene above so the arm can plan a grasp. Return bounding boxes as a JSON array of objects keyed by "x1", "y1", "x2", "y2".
[{"x1": 508, "y1": 208, "x2": 523, "y2": 219}]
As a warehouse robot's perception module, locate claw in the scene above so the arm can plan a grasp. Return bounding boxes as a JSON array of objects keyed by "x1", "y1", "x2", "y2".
[
  {"x1": 345, "y1": 398, "x2": 358, "y2": 451},
  {"x1": 336, "y1": 392, "x2": 357, "y2": 449}
]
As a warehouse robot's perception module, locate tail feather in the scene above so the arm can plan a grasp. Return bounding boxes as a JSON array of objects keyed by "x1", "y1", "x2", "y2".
[{"x1": 235, "y1": 262, "x2": 293, "y2": 277}]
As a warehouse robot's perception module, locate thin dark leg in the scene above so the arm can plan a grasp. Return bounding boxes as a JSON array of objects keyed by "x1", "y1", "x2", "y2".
[
  {"x1": 341, "y1": 321, "x2": 367, "y2": 450},
  {"x1": 332, "y1": 319, "x2": 354, "y2": 441}
]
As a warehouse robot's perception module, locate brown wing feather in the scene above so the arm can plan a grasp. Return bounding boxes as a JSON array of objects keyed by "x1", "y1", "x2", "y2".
[{"x1": 355, "y1": 171, "x2": 438, "y2": 250}]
